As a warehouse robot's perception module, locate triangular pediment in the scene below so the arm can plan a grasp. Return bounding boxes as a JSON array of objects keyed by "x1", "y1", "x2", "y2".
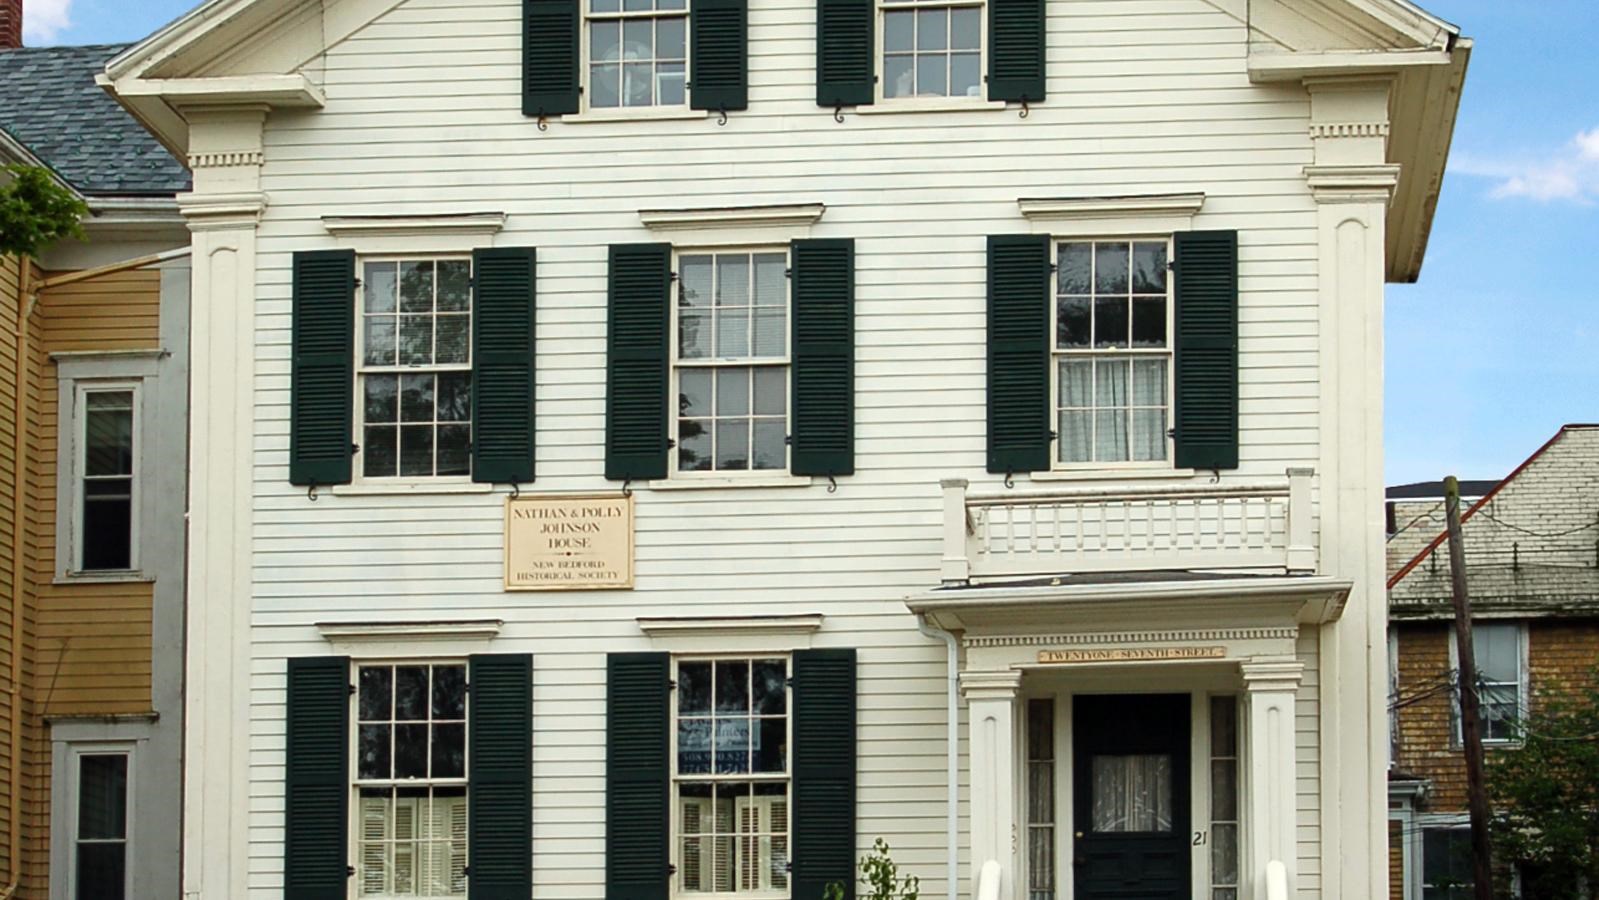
[{"x1": 1248, "y1": 0, "x2": 1457, "y2": 55}]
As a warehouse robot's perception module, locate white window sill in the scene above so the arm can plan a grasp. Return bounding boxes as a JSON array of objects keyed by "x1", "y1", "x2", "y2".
[
  {"x1": 857, "y1": 98, "x2": 1009, "y2": 115},
  {"x1": 331, "y1": 481, "x2": 496, "y2": 497},
  {"x1": 54, "y1": 571, "x2": 154, "y2": 586},
  {"x1": 1030, "y1": 467, "x2": 1196, "y2": 483},
  {"x1": 647, "y1": 474, "x2": 814, "y2": 491},
  {"x1": 561, "y1": 107, "x2": 709, "y2": 124}
]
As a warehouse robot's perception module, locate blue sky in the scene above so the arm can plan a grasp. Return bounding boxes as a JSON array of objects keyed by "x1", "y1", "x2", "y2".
[{"x1": 24, "y1": 0, "x2": 1599, "y2": 486}]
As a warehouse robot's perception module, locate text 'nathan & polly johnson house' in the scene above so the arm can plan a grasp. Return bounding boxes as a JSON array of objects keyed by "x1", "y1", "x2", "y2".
[{"x1": 101, "y1": 0, "x2": 1467, "y2": 898}]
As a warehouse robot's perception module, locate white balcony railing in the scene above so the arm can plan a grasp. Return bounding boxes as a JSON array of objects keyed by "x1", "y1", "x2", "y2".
[{"x1": 941, "y1": 468, "x2": 1316, "y2": 583}]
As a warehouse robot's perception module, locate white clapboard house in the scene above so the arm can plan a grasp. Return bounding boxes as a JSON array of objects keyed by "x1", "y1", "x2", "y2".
[{"x1": 102, "y1": 0, "x2": 1467, "y2": 898}]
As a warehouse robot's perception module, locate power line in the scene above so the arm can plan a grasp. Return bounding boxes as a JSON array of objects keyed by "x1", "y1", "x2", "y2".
[{"x1": 1476, "y1": 510, "x2": 1598, "y2": 539}]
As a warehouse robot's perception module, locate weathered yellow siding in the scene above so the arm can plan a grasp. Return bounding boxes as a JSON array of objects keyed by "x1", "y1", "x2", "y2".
[{"x1": 0, "y1": 253, "x2": 21, "y2": 891}]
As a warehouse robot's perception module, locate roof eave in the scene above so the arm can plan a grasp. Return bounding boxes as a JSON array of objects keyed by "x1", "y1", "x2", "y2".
[{"x1": 99, "y1": 71, "x2": 326, "y2": 159}]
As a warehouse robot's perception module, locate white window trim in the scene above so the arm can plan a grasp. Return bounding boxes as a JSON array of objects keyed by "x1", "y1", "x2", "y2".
[
  {"x1": 873, "y1": 0, "x2": 993, "y2": 107},
  {"x1": 1416, "y1": 816, "x2": 1474, "y2": 900},
  {"x1": 670, "y1": 654, "x2": 794, "y2": 900},
  {"x1": 53, "y1": 351, "x2": 160, "y2": 583},
  {"x1": 666, "y1": 245, "x2": 795, "y2": 483},
  {"x1": 348, "y1": 658, "x2": 472, "y2": 900},
  {"x1": 1048, "y1": 235, "x2": 1177, "y2": 473},
  {"x1": 52, "y1": 742, "x2": 136, "y2": 900},
  {"x1": 1447, "y1": 621, "x2": 1529, "y2": 748},
  {"x1": 352, "y1": 254, "x2": 476, "y2": 490},
  {"x1": 575, "y1": 0, "x2": 696, "y2": 119}
]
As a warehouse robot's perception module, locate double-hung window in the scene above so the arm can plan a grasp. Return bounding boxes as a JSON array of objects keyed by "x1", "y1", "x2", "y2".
[
  {"x1": 880, "y1": 0, "x2": 982, "y2": 99},
  {"x1": 1422, "y1": 827, "x2": 1473, "y2": 900},
  {"x1": 77, "y1": 386, "x2": 137, "y2": 571},
  {"x1": 1454, "y1": 622, "x2": 1526, "y2": 744},
  {"x1": 586, "y1": 0, "x2": 688, "y2": 109},
  {"x1": 674, "y1": 657, "x2": 791, "y2": 895},
  {"x1": 354, "y1": 662, "x2": 469, "y2": 898},
  {"x1": 673, "y1": 251, "x2": 790, "y2": 475},
  {"x1": 357, "y1": 259, "x2": 473, "y2": 481},
  {"x1": 1053, "y1": 239, "x2": 1174, "y2": 467},
  {"x1": 70, "y1": 749, "x2": 131, "y2": 900}
]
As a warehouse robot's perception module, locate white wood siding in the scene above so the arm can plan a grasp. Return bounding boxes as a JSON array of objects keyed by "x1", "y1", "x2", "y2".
[{"x1": 240, "y1": 0, "x2": 1326, "y2": 895}]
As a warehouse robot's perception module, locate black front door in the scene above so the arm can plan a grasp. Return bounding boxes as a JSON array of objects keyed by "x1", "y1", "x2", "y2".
[{"x1": 1073, "y1": 694, "x2": 1191, "y2": 900}]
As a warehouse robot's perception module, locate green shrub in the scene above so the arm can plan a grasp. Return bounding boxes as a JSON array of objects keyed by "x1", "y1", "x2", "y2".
[{"x1": 823, "y1": 838, "x2": 920, "y2": 900}]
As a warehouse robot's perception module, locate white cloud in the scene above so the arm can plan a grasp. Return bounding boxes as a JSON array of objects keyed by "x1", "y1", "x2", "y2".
[
  {"x1": 1451, "y1": 127, "x2": 1599, "y2": 205},
  {"x1": 22, "y1": 0, "x2": 73, "y2": 44}
]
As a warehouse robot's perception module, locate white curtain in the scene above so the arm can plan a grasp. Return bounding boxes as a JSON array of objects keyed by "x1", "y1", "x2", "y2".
[
  {"x1": 1131, "y1": 359, "x2": 1168, "y2": 462},
  {"x1": 1091, "y1": 754, "x2": 1173, "y2": 833}
]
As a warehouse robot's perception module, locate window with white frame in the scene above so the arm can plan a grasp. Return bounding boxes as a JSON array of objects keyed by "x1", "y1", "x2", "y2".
[
  {"x1": 586, "y1": 0, "x2": 688, "y2": 109},
  {"x1": 358, "y1": 259, "x2": 473, "y2": 480},
  {"x1": 1422, "y1": 827, "x2": 1473, "y2": 900},
  {"x1": 1053, "y1": 239, "x2": 1174, "y2": 466},
  {"x1": 880, "y1": 0, "x2": 982, "y2": 99},
  {"x1": 355, "y1": 663, "x2": 468, "y2": 898},
  {"x1": 674, "y1": 657, "x2": 790, "y2": 896},
  {"x1": 1025, "y1": 698, "x2": 1056, "y2": 900},
  {"x1": 674, "y1": 250, "x2": 790, "y2": 474},
  {"x1": 1209, "y1": 696, "x2": 1241, "y2": 900},
  {"x1": 71, "y1": 749, "x2": 130, "y2": 900},
  {"x1": 77, "y1": 385, "x2": 137, "y2": 572},
  {"x1": 1453, "y1": 622, "x2": 1526, "y2": 744}
]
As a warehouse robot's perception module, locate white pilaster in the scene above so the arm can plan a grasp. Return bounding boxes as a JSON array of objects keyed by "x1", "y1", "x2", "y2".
[
  {"x1": 1305, "y1": 76, "x2": 1399, "y2": 900},
  {"x1": 960, "y1": 669, "x2": 1022, "y2": 900},
  {"x1": 1242, "y1": 658, "x2": 1304, "y2": 900},
  {"x1": 179, "y1": 107, "x2": 267, "y2": 900}
]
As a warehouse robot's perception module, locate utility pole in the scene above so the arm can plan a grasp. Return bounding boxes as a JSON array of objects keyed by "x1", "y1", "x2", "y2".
[{"x1": 1444, "y1": 475, "x2": 1495, "y2": 900}]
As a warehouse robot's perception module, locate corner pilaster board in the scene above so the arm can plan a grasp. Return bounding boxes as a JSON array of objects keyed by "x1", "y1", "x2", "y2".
[
  {"x1": 638, "y1": 203, "x2": 827, "y2": 231},
  {"x1": 1017, "y1": 193, "x2": 1206, "y2": 221},
  {"x1": 322, "y1": 213, "x2": 509, "y2": 238},
  {"x1": 316, "y1": 619, "x2": 506, "y2": 642}
]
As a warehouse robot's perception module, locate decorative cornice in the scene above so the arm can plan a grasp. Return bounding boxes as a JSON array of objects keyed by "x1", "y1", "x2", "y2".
[
  {"x1": 965, "y1": 627, "x2": 1298, "y2": 649},
  {"x1": 178, "y1": 190, "x2": 266, "y2": 229},
  {"x1": 323, "y1": 212, "x2": 508, "y2": 238},
  {"x1": 1018, "y1": 193, "x2": 1206, "y2": 221},
  {"x1": 1240, "y1": 657, "x2": 1305, "y2": 691},
  {"x1": 636, "y1": 614, "x2": 824, "y2": 637},
  {"x1": 316, "y1": 619, "x2": 505, "y2": 642},
  {"x1": 1304, "y1": 164, "x2": 1403, "y2": 203},
  {"x1": 188, "y1": 150, "x2": 263, "y2": 169},
  {"x1": 959, "y1": 669, "x2": 1023, "y2": 701},
  {"x1": 1309, "y1": 122, "x2": 1390, "y2": 140},
  {"x1": 639, "y1": 203, "x2": 826, "y2": 231}
]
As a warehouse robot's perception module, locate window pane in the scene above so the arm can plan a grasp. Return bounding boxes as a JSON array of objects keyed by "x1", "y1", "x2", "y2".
[
  {"x1": 1095, "y1": 410, "x2": 1129, "y2": 462},
  {"x1": 917, "y1": 8, "x2": 947, "y2": 49},
  {"x1": 591, "y1": 0, "x2": 619, "y2": 13},
  {"x1": 884, "y1": 54, "x2": 914, "y2": 98},
  {"x1": 623, "y1": 62, "x2": 654, "y2": 105},
  {"x1": 364, "y1": 375, "x2": 399, "y2": 423},
  {"x1": 399, "y1": 315, "x2": 434, "y2": 365},
  {"x1": 752, "y1": 368, "x2": 785, "y2": 417},
  {"x1": 753, "y1": 717, "x2": 786, "y2": 772},
  {"x1": 1132, "y1": 243, "x2": 1168, "y2": 294},
  {"x1": 658, "y1": 62, "x2": 686, "y2": 106},
  {"x1": 1132, "y1": 359, "x2": 1167, "y2": 406},
  {"x1": 915, "y1": 53, "x2": 946, "y2": 96},
  {"x1": 76, "y1": 843, "x2": 126, "y2": 900},
  {"x1": 78, "y1": 754, "x2": 127, "y2": 840},
  {"x1": 752, "y1": 310, "x2": 785, "y2": 358},
  {"x1": 1211, "y1": 823, "x2": 1239, "y2": 885},
  {"x1": 436, "y1": 316, "x2": 470, "y2": 366},
  {"x1": 85, "y1": 393, "x2": 134, "y2": 477},
  {"x1": 1090, "y1": 754, "x2": 1172, "y2": 832},
  {"x1": 1097, "y1": 359, "x2": 1129, "y2": 407},
  {"x1": 950, "y1": 7, "x2": 979, "y2": 49},
  {"x1": 623, "y1": 0, "x2": 650, "y2": 12},
  {"x1": 679, "y1": 420, "x2": 711, "y2": 471},
  {"x1": 714, "y1": 718, "x2": 751, "y2": 774},
  {"x1": 679, "y1": 719, "x2": 712, "y2": 774},
  {"x1": 752, "y1": 660, "x2": 786, "y2": 715},
  {"x1": 1058, "y1": 244, "x2": 1092, "y2": 295},
  {"x1": 1095, "y1": 243, "x2": 1129, "y2": 294},
  {"x1": 361, "y1": 667, "x2": 393, "y2": 721},
  {"x1": 717, "y1": 368, "x2": 751, "y2": 417},
  {"x1": 680, "y1": 310, "x2": 711, "y2": 359},
  {"x1": 624, "y1": 18, "x2": 653, "y2": 57},
  {"x1": 1057, "y1": 296, "x2": 1090, "y2": 349},
  {"x1": 716, "y1": 256, "x2": 751, "y2": 308},
  {"x1": 716, "y1": 421, "x2": 750, "y2": 470},
  {"x1": 1210, "y1": 760, "x2": 1237, "y2": 821},
  {"x1": 1094, "y1": 296, "x2": 1129, "y2": 348},
  {"x1": 680, "y1": 662, "x2": 712, "y2": 713},
  {"x1": 360, "y1": 724, "x2": 392, "y2": 780},
  {"x1": 400, "y1": 262, "x2": 434, "y2": 313},
  {"x1": 659, "y1": 17, "x2": 686, "y2": 59},
  {"x1": 437, "y1": 426, "x2": 470, "y2": 478},
  {"x1": 364, "y1": 262, "x2": 398, "y2": 313},
  {"x1": 436, "y1": 373, "x2": 471, "y2": 422},
  {"x1": 884, "y1": 10, "x2": 913, "y2": 51},
  {"x1": 396, "y1": 667, "x2": 429, "y2": 720},
  {"x1": 1132, "y1": 411, "x2": 1167, "y2": 462},
  {"x1": 753, "y1": 254, "x2": 786, "y2": 307},
  {"x1": 715, "y1": 309, "x2": 750, "y2": 357},
  {"x1": 950, "y1": 53, "x2": 980, "y2": 98},
  {"x1": 432, "y1": 723, "x2": 466, "y2": 779},
  {"x1": 1474, "y1": 625, "x2": 1519, "y2": 682},
  {"x1": 363, "y1": 426, "x2": 398, "y2": 478},
  {"x1": 432, "y1": 666, "x2": 466, "y2": 719},
  {"x1": 364, "y1": 317, "x2": 397, "y2": 366},
  {"x1": 591, "y1": 63, "x2": 621, "y2": 108},
  {"x1": 1131, "y1": 297, "x2": 1167, "y2": 347},
  {"x1": 82, "y1": 495, "x2": 132, "y2": 571},
  {"x1": 752, "y1": 421, "x2": 786, "y2": 471},
  {"x1": 1058, "y1": 410, "x2": 1091, "y2": 463},
  {"x1": 399, "y1": 423, "x2": 433, "y2": 475},
  {"x1": 680, "y1": 256, "x2": 713, "y2": 307},
  {"x1": 1210, "y1": 697, "x2": 1238, "y2": 755},
  {"x1": 716, "y1": 661, "x2": 750, "y2": 713},
  {"x1": 400, "y1": 375, "x2": 435, "y2": 423},
  {"x1": 394, "y1": 723, "x2": 428, "y2": 779},
  {"x1": 437, "y1": 261, "x2": 471, "y2": 312}
]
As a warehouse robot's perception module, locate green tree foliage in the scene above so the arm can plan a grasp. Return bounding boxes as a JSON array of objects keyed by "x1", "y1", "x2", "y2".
[
  {"x1": 0, "y1": 165, "x2": 87, "y2": 259},
  {"x1": 1487, "y1": 669, "x2": 1599, "y2": 899},
  {"x1": 823, "y1": 838, "x2": 920, "y2": 900}
]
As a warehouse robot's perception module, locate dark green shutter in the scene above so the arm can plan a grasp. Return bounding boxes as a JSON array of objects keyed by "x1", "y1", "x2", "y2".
[
  {"x1": 284, "y1": 656, "x2": 350, "y2": 900},
  {"x1": 606, "y1": 653, "x2": 670, "y2": 900},
  {"x1": 524, "y1": 0, "x2": 580, "y2": 117},
  {"x1": 690, "y1": 0, "x2": 748, "y2": 111},
  {"x1": 472, "y1": 248, "x2": 537, "y2": 484},
  {"x1": 469, "y1": 654, "x2": 533, "y2": 900},
  {"x1": 792, "y1": 649, "x2": 857, "y2": 900},
  {"x1": 290, "y1": 250, "x2": 356, "y2": 487},
  {"x1": 1173, "y1": 230, "x2": 1239, "y2": 471},
  {"x1": 816, "y1": 0, "x2": 874, "y2": 107},
  {"x1": 606, "y1": 244, "x2": 672, "y2": 482},
  {"x1": 790, "y1": 239, "x2": 855, "y2": 477},
  {"x1": 987, "y1": 235, "x2": 1052, "y2": 474},
  {"x1": 987, "y1": 0, "x2": 1045, "y2": 102}
]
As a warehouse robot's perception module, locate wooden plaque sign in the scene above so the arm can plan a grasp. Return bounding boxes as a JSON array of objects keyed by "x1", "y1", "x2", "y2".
[
  {"x1": 1037, "y1": 646, "x2": 1227, "y2": 665},
  {"x1": 505, "y1": 494, "x2": 634, "y2": 591}
]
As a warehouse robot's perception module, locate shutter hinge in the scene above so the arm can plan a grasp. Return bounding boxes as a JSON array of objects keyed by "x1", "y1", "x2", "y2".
[
  {"x1": 669, "y1": 679, "x2": 678, "y2": 690},
  {"x1": 462, "y1": 866, "x2": 471, "y2": 877},
  {"x1": 785, "y1": 268, "x2": 793, "y2": 278},
  {"x1": 666, "y1": 438, "x2": 677, "y2": 450},
  {"x1": 668, "y1": 864, "x2": 678, "y2": 876},
  {"x1": 353, "y1": 278, "x2": 363, "y2": 288},
  {"x1": 351, "y1": 443, "x2": 361, "y2": 455},
  {"x1": 1167, "y1": 261, "x2": 1177, "y2": 272},
  {"x1": 346, "y1": 866, "x2": 356, "y2": 878},
  {"x1": 348, "y1": 684, "x2": 356, "y2": 696}
]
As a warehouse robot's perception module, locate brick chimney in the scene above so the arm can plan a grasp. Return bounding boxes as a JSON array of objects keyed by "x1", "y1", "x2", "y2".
[{"x1": 0, "y1": 0, "x2": 20, "y2": 50}]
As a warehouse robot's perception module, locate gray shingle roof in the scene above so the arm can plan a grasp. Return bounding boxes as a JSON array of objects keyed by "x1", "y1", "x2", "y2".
[{"x1": 0, "y1": 44, "x2": 190, "y2": 196}]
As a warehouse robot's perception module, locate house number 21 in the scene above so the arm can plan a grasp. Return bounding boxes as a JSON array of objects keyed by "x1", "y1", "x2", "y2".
[{"x1": 1193, "y1": 831, "x2": 1207, "y2": 846}]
